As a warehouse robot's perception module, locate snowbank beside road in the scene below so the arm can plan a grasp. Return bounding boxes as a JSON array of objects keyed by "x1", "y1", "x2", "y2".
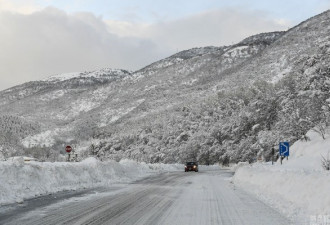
[
  {"x1": 233, "y1": 130, "x2": 330, "y2": 223},
  {"x1": 0, "y1": 157, "x2": 181, "y2": 205}
]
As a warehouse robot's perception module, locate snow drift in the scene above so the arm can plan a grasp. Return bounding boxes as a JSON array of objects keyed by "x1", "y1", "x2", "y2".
[
  {"x1": 0, "y1": 158, "x2": 181, "y2": 205},
  {"x1": 233, "y1": 130, "x2": 330, "y2": 223}
]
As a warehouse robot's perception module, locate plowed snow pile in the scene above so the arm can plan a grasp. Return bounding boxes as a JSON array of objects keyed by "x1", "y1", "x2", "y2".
[
  {"x1": 0, "y1": 158, "x2": 181, "y2": 205},
  {"x1": 233, "y1": 130, "x2": 330, "y2": 224}
]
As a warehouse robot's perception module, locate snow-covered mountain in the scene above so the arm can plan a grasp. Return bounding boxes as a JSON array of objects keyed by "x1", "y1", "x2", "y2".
[
  {"x1": 43, "y1": 69, "x2": 131, "y2": 82},
  {"x1": 1, "y1": 10, "x2": 330, "y2": 164}
]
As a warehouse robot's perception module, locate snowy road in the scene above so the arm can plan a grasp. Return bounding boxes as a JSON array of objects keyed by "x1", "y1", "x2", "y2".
[{"x1": 0, "y1": 169, "x2": 291, "y2": 225}]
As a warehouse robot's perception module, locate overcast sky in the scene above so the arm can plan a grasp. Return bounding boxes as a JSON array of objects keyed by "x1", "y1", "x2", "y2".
[{"x1": 0, "y1": 0, "x2": 329, "y2": 91}]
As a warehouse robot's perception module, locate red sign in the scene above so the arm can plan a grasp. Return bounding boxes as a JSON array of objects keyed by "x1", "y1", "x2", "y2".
[{"x1": 66, "y1": 145, "x2": 72, "y2": 153}]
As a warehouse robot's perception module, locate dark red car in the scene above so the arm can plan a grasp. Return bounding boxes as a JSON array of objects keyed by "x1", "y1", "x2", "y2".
[{"x1": 185, "y1": 162, "x2": 198, "y2": 172}]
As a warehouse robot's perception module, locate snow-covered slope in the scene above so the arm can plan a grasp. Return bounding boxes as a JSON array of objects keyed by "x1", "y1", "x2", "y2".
[
  {"x1": 43, "y1": 69, "x2": 130, "y2": 82},
  {"x1": 217, "y1": 10, "x2": 330, "y2": 89},
  {"x1": 233, "y1": 129, "x2": 330, "y2": 223},
  {"x1": 0, "y1": 69, "x2": 131, "y2": 103}
]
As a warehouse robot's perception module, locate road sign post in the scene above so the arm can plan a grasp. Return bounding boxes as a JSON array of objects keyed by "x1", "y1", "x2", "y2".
[
  {"x1": 279, "y1": 142, "x2": 289, "y2": 165},
  {"x1": 66, "y1": 145, "x2": 78, "y2": 162},
  {"x1": 66, "y1": 146, "x2": 72, "y2": 162}
]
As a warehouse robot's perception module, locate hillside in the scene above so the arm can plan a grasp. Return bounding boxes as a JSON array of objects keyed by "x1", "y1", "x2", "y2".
[{"x1": 0, "y1": 10, "x2": 330, "y2": 164}]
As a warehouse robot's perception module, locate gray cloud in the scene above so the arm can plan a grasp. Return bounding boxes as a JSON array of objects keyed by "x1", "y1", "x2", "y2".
[
  {"x1": 107, "y1": 8, "x2": 290, "y2": 56},
  {"x1": 146, "y1": 8, "x2": 290, "y2": 51},
  {"x1": 0, "y1": 7, "x2": 170, "y2": 90},
  {"x1": 0, "y1": 7, "x2": 289, "y2": 91}
]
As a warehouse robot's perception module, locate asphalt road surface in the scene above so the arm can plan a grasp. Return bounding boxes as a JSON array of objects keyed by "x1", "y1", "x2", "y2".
[{"x1": 0, "y1": 169, "x2": 291, "y2": 225}]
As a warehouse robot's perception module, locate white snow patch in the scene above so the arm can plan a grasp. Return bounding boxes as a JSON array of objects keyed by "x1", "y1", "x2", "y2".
[
  {"x1": 71, "y1": 98, "x2": 100, "y2": 114},
  {"x1": 21, "y1": 128, "x2": 64, "y2": 148},
  {"x1": 252, "y1": 124, "x2": 260, "y2": 131},
  {"x1": 43, "y1": 69, "x2": 128, "y2": 82},
  {"x1": 144, "y1": 85, "x2": 157, "y2": 91},
  {"x1": 39, "y1": 90, "x2": 66, "y2": 101},
  {"x1": 98, "y1": 99, "x2": 145, "y2": 127},
  {"x1": 271, "y1": 66, "x2": 292, "y2": 84},
  {"x1": 44, "y1": 72, "x2": 81, "y2": 82},
  {"x1": 152, "y1": 58, "x2": 184, "y2": 69},
  {"x1": 181, "y1": 78, "x2": 198, "y2": 86},
  {"x1": 223, "y1": 46, "x2": 249, "y2": 58}
]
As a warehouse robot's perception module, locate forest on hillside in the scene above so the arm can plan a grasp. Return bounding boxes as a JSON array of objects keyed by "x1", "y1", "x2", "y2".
[{"x1": 91, "y1": 42, "x2": 330, "y2": 164}]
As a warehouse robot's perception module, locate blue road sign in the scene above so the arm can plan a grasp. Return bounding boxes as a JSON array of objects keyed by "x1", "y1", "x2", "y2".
[{"x1": 279, "y1": 142, "x2": 289, "y2": 157}]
